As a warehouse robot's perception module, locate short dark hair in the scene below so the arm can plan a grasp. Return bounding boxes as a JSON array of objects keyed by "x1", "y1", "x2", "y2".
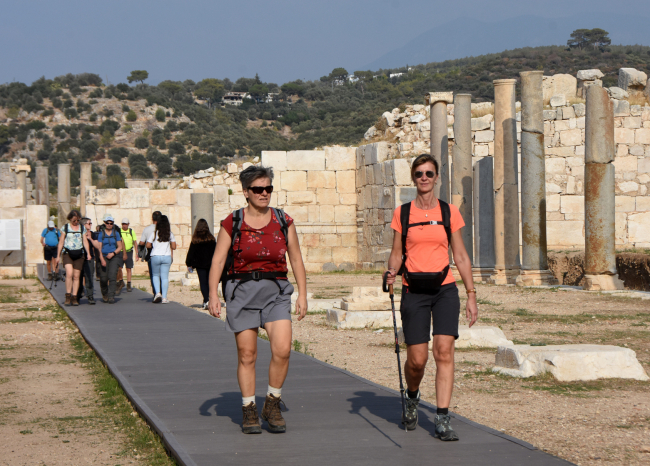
[
  {"x1": 152, "y1": 211, "x2": 162, "y2": 223},
  {"x1": 239, "y1": 165, "x2": 274, "y2": 191},
  {"x1": 80, "y1": 217, "x2": 91, "y2": 226},
  {"x1": 411, "y1": 154, "x2": 439, "y2": 182},
  {"x1": 67, "y1": 209, "x2": 81, "y2": 221}
]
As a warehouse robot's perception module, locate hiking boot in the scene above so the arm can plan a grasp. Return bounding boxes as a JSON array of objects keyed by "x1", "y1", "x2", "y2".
[
  {"x1": 126, "y1": 282, "x2": 132, "y2": 292},
  {"x1": 261, "y1": 394, "x2": 286, "y2": 433},
  {"x1": 403, "y1": 390, "x2": 420, "y2": 431},
  {"x1": 64, "y1": 293, "x2": 71, "y2": 306},
  {"x1": 48, "y1": 272, "x2": 53, "y2": 281},
  {"x1": 88, "y1": 296, "x2": 95, "y2": 305},
  {"x1": 108, "y1": 298, "x2": 115, "y2": 304},
  {"x1": 434, "y1": 413, "x2": 459, "y2": 441},
  {"x1": 71, "y1": 295, "x2": 79, "y2": 306},
  {"x1": 242, "y1": 402, "x2": 262, "y2": 434},
  {"x1": 116, "y1": 280, "x2": 124, "y2": 296},
  {"x1": 102, "y1": 295, "x2": 108, "y2": 303}
]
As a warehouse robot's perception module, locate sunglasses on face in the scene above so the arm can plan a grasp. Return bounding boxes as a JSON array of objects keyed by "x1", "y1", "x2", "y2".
[
  {"x1": 415, "y1": 170, "x2": 436, "y2": 179},
  {"x1": 105, "y1": 221, "x2": 114, "y2": 225},
  {"x1": 248, "y1": 185, "x2": 274, "y2": 194}
]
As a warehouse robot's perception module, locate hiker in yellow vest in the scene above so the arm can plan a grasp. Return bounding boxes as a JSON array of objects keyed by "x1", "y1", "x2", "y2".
[{"x1": 118, "y1": 218, "x2": 139, "y2": 293}]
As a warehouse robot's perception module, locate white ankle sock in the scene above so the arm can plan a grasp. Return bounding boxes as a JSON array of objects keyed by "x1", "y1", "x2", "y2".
[
  {"x1": 242, "y1": 395, "x2": 255, "y2": 406},
  {"x1": 267, "y1": 385, "x2": 282, "y2": 398}
]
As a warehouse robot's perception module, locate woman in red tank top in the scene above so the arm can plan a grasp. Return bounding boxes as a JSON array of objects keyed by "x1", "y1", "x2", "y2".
[{"x1": 208, "y1": 165, "x2": 308, "y2": 435}]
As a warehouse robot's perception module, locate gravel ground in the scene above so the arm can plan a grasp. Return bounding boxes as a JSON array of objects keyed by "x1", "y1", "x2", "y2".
[{"x1": 136, "y1": 273, "x2": 650, "y2": 466}]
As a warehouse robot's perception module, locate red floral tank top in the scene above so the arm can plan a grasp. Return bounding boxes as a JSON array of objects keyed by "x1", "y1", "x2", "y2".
[{"x1": 221, "y1": 209, "x2": 294, "y2": 275}]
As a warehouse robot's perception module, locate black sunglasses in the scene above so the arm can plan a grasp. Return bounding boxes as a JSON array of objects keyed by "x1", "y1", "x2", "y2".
[
  {"x1": 105, "y1": 221, "x2": 114, "y2": 225},
  {"x1": 248, "y1": 185, "x2": 274, "y2": 194},
  {"x1": 415, "y1": 170, "x2": 436, "y2": 179}
]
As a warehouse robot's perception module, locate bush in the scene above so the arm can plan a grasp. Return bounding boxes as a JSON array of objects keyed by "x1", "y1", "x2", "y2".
[
  {"x1": 126, "y1": 110, "x2": 137, "y2": 122},
  {"x1": 80, "y1": 139, "x2": 99, "y2": 159},
  {"x1": 64, "y1": 108, "x2": 78, "y2": 119},
  {"x1": 122, "y1": 124, "x2": 133, "y2": 132},
  {"x1": 98, "y1": 119, "x2": 120, "y2": 135},
  {"x1": 167, "y1": 141, "x2": 185, "y2": 156},
  {"x1": 88, "y1": 88, "x2": 103, "y2": 99},
  {"x1": 36, "y1": 149, "x2": 51, "y2": 161},
  {"x1": 130, "y1": 166, "x2": 153, "y2": 179},
  {"x1": 104, "y1": 175, "x2": 126, "y2": 189},
  {"x1": 134, "y1": 136, "x2": 149, "y2": 149},
  {"x1": 165, "y1": 120, "x2": 178, "y2": 132},
  {"x1": 155, "y1": 108, "x2": 166, "y2": 122},
  {"x1": 89, "y1": 113, "x2": 98, "y2": 122},
  {"x1": 157, "y1": 161, "x2": 173, "y2": 176},
  {"x1": 108, "y1": 147, "x2": 129, "y2": 162},
  {"x1": 106, "y1": 164, "x2": 125, "y2": 179},
  {"x1": 42, "y1": 108, "x2": 54, "y2": 117}
]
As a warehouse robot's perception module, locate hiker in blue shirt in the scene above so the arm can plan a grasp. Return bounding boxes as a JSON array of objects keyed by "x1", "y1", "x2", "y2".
[
  {"x1": 41, "y1": 220, "x2": 60, "y2": 281},
  {"x1": 89, "y1": 214, "x2": 123, "y2": 304}
]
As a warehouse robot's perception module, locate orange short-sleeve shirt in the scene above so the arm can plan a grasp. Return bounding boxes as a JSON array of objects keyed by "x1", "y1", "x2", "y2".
[{"x1": 390, "y1": 201, "x2": 465, "y2": 286}]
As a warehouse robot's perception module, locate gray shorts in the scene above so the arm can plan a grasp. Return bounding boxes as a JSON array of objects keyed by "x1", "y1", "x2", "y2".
[
  {"x1": 225, "y1": 279, "x2": 294, "y2": 333},
  {"x1": 121, "y1": 250, "x2": 134, "y2": 269}
]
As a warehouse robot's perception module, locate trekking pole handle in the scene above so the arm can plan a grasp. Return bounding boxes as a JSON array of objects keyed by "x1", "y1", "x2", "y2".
[{"x1": 382, "y1": 270, "x2": 394, "y2": 295}]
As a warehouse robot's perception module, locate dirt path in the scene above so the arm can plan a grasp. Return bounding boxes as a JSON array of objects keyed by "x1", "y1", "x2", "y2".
[
  {"x1": 0, "y1": 279, "x2": 172, "y2": 466},
  {"x1": 144, "y1": 272, "x2": 650, "y2": 466}
]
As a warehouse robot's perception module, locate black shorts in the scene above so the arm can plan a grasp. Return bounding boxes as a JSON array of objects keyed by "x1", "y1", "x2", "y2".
[
  {"x1": 44, "y1": 246, "x2": 58, "y2": 261},
  {"x1": 399, "y1": 283, "x2": 460, "y2": 345}
]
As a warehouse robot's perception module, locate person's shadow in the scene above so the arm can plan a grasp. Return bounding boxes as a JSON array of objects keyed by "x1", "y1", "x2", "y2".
[{"x1": 347, "y1": 390, "x2": 438, "y2": 443}]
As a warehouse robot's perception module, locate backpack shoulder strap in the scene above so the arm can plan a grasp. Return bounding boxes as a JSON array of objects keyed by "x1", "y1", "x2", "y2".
[
  {"x1": 438, "y1": 200, "x2": 452, "y2": 248},
  {"x1": 271, "y1": 207, "x2": 289, "y2": 246},
  {"x1": 399, "y1": 202, "x2": 411, "y2": 274},
  {"x1": 64, "y1": 224, "x2": 69, "y2": 234},
  {"x1": 231, "y1": 208, "x2": 244, "y2": 246}
]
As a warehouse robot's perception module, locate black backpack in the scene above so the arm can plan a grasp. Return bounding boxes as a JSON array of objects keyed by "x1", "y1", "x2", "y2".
[
  {"x1": 63, "y1": 224, "x2": 85, "y2": 260},
  {"x1": 398, "y1": 200, "x2": 452, "y2": 292},
  {"x1": 220, "y1": 207, "x2": 289, "y2": 300}
]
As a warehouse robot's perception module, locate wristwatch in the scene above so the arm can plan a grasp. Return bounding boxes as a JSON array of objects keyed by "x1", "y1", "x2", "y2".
[{"x1": 466, "y1": 288, "x2": 476, "y2": 295}]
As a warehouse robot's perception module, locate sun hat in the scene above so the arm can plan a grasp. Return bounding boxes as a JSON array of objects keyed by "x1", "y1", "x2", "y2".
[
  {"x1": 121, "y1": 218, "x2": 130, "y2": 224},
  {"x1": 103, "y1": 214, "x2": 115, "y2": 222},
  {"x1": 47, "y1": 220, "x2": 55, "y2": 228}
]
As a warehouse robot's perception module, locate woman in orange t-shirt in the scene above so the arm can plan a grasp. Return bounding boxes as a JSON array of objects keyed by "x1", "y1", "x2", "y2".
[{"x1": 385, "y1": 153, "x2": 478, "y2": 441}]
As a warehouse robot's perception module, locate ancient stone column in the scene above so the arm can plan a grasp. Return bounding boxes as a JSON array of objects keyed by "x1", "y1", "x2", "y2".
[
  {"x1": 472, "y1": 157, "x2": 495, "y2": 282},
  {"x1": 426, "y1": 92, "x2": 453, "y2": 202},
  {"x1": 190, "y1": 192, "x2": 214, "y2": 234},
  {"x1": 491, "y1": 79, "x2": 520, "y2": 285},
  {"x1": 79, "y1": 162, "x2": 92, "y2": 216},
  {"x1": 583, "y1": 86, "x2": 624, "y2": 291},
  {"x1": 451, "y1": 93, "x2": 473, "y2": 263},
  {"x1": 35, "y1": 166, "x2": 49, "y2": 207},
  {"x1": 517, "y1": 71, "x2": 557, "y2": 286},
  {"x1": 57, "y1": 164, "x2": 71, "y2": 226},
  {"x1": 15, "y1": 170, "x2": 27, "y2": 207}
]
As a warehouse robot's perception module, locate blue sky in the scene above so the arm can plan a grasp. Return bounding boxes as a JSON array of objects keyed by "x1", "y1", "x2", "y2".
[{"x1": 2, "y1": 0, "x2": 648, "y2": 86}]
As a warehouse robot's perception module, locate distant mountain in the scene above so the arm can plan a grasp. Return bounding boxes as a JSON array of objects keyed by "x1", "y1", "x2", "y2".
[{"x1": 362, "y1": 12, "x2": 650, "y2": 72}]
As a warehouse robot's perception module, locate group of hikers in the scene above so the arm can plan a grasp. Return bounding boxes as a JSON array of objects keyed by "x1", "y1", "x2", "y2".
[{"x1": 42, "y1": 154, "x2": 479, "y2": 441}]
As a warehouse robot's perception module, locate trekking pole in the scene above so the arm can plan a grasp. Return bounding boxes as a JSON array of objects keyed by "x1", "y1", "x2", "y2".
[{"x1": 383, "y1": 271, "x2": 407, "y2": 432}]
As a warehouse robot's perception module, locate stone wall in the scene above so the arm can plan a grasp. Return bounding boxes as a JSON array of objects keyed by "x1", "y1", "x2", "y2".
[{"x1": 82, "y1": 147, "x2": 358, "y2": 275}]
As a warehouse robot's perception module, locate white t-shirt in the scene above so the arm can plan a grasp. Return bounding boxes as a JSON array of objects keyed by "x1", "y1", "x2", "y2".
[
  {"x1": 147, "y1": 231, "x2": 176, "y2": 256},
  {"x1": 140, "y1": 224, "x2": 156, "y2": 244}
]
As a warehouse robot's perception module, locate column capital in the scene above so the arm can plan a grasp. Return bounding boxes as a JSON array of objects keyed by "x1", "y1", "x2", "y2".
[
  {"x1": 425, "y1": 92, "x2": 453, "y2": 105},
  {"x1": 11, "y1": 164, "x2": 31, "y2": 173},
  {"x1": 493, "y1": 79, "x2": 517, "y2": 87}
]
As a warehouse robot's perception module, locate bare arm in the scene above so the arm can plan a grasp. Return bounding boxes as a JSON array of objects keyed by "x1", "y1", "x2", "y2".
[
  {"x1": 286, "y1": 223, "x2": 308, "y2": 320},
  {"x1": 82, "y1": 230, "x2": 91, "y2": 260},
  {"x1": 54, "y1": 230, "x2": 65, "y2": 269},
  {"x1": 385, "y1": 230, "x2": 403, "y2": 285},
  {"x1": 41, "y1": 236, "x2": 45, "y2": 247},
  {"x1": 450, "y1": 228, "x2": 478, "y2": 327},
  {"x1": 208, "y1": 227, "x2": 232, "y2": 318}
]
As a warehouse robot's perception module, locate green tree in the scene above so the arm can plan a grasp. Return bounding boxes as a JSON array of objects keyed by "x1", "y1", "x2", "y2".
[
  {"x1": 158, "y1": 81, "x2": 183, "y2": 98},
  {"x1": 567, "y1": 29, "x2": 589, "y2": 49},
  {"x1": 127, "y1": 70, "x2": 149, "y2": 84},
  {"x1": 155, "y1": 108, "x2": 166, "y2": 122},
  {"x1": 194, "y1": 78, "x2": 225, "y2": 107},
  {"x1": 280, "y1": 82, "x2": 304, "y2": 96},
  {"x1": 134, "y1": 136, "x2": 149, "y2": 149},
  {"x1": 100, "y1": 130, "x2": 114, "y2": 147},
  {"x1": 248, "y1": 83, "x2": 270, "y2": 101},
  {"x1": 126, "y1": 110, "x2": 137, "y2": 122},
  {"x1": 328, "y1": 67, "x2": 349, "y2": 82},
  {"x1": 585, "y1": 28, "x2": 611, "y2": 48}
]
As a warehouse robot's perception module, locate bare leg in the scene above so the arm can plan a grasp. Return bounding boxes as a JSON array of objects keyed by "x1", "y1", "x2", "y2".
[
  {"x1": 432, "y1": 335, "x2": 455, "y2": 408},
  {"x1": 46, "y1": 260, "x2": 52, "y2": 273},
  {"x1": 234, "y1": 329, "x2": 258, "y2": 397},
  {"x1": 264, "y1": 320, "x2": 292, "y2": 388},
  {"x1": 65, "y1": 264, "x2": 74, "y2": 294},
  {"x1": 71, "y1": 269, "x2": 81, "y2": 296},
  {"x1": 126, "y1": 268, "x2": 132, "y2": 282},
  {"x1": 404, "y1": 342, "x2": 429, "y2": 392}
]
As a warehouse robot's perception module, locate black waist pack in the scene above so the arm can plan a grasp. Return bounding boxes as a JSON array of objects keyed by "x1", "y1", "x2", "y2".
[
  {"x1": 65, "y1": 248, "x2": 84, "y2": 261},
  {"x1": 404, "y1": 265, "x2": 450, "y2": 293}
]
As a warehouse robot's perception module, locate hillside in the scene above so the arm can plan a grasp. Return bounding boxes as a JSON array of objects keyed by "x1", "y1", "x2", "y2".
[{"x1": 1, "y1": 44, "x2": 649, "y2": 192}]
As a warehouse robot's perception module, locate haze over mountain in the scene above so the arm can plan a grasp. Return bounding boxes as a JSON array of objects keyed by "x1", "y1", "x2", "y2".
[
  {"x1": 2, "y1": 1, "x2": 650, "y2": 86},
  {"x1": 363, "y1": 12, "x2": 650, "y2": 72}
]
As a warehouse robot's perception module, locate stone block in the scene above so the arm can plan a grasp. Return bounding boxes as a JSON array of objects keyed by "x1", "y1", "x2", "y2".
[
  {"x1": 425, "y1": 92, "x2": 453, "y2": 105},
  {"x1": 25, "y1": 205, "x2": 48, "y2": 265},
  {"x1": 213, "y1": 185, "x2": 229, "y2": 203},
  {"x1": 474, "y1": 130, "x2": 494, "y2": 143},
  {"x1": 623, "y1": 117, "x2": 642, "y2": 129},
  {"x1": 471, "y1": 115, "x2": 493, "y2": 131},
  {"x1": 546, "y1": 146, "x2": 575, "y2": 157},
  {"x1": 636, "y1": 197, "x2": 650, "y2": 211},
  {"x1": 560, "y1": 129, "x2": 582, "y2": 146},
  {"x1": 562, "y1": 106, "x2": 575, "y2": 119},
  {"x1": 550, "y1": 94, "x2": 566, "y2": 107},
  {"x1": 474, "y1": 144, "x2": 489, "y2": 157},
  {"x1": 390, "y1": 159, "x2": 411, "y2": 186},
  {"x1": 317, "y1": 188, "x2": 339, "y2": 205},
  {"x1": 615, "y1": 128, "x2": 635, "y2": 145},
  {"x1": 543, "y1": 110, "x2": 557, "y2": 120},
  {"x1": 307, "y1": 171, "x2": 336, "y2": 189},
  {"x1": 229, "y1": 193, "x2": 247, "y2": 209},
  {"x1": 635, "y1": 128, "x2": 650, "y2": 144},
  {"x1": 167, "y1": 206, "x2": 191, "y2": 225},
  {"x1": 394, "y1": 187, "x2": 416, "y2": 207},
  {"x1": 280, "y1": 171, "x2": 307, "y2": 191},
  {"x1": 288, "y1": 206, "x2": 309, "y2": 223},
  {"x1": 334, "y1": 205, "x2": 356, "y2": 224},
  {"x1": 369, "y1": 142, "x2": 389, "y2": 165},
  {"x1": 628, "y1": 212, "x2": 650, "y2": 243},
  {"x1": 573, "y1": 103, "x2": 586, "y2": 117},
  {"x1": 614, "y1": 99, "x2": 630, "y2": 117},
  {"x1": 613, "y1": 156, "x2": 638, "y2": 173},
  {"x1": 319, "y1": 205, "x2": 334, "y2": 223},
  {"x1": 455, "y1": 325, "x2": 513, "y2": 349},
  {"x1": 617, "y1": 181, "x2": 639, "y2": 193},
  {"x1": 325, "y1": 146, "x2": 356, "y2": 170},
  {"x1": 545, "y1": 158, "x2": 566, "y2": 175},
  {"x1": 546, "y1": 194, "x2": 561, "y2": 211},
  {"x1": 630, "y1": 145, "x2": 644, "y2": 156},
  {"x1": 307, "y1": 205, "x2": 320, "y2": 222},
  {"x1": 547, "y1": 220, "x2": 584, "y2": 247},
  {"x1": 89, "y1": 189, "x2": 119, "y2": 205},
  {"x1": 150, "y1": 189, "x2": 176, "y2": 205},
  {"x1": 339, "y1": 193, "x2": 357, "y2": 205},
  {"x1": 287, "y1": 191, "x2": 315, "y2": 205},
  {"x1": 327, "y1": 309, "x2": 402, "y2": 329},
  {"x1": 261, "y1": 151, "x2": 287, "y2": 171},
  {"x1": 307, "y1": 247, "x2": 332, "y2": 263},
  {"x1": 615, "y1": 196, "x2": 636, "y2": 212},
  {"x1": 0, "y1": 189, "x2": 24, "y2": 208},
  {"x1": 320, "y1": 234, "x2": 341, "y2": 248},
  {"x1": 494, "y1": 344, "x2": 648, "y2": 381},
  {"x1": 332, "y1": 246, "x2": 357, "y2": 263},
  {"x1": 119, "y1": 188, "x2": 149, "y2": 208},
  {"x1": 560, "y1": 195, "x2": 584, "y2": 214},
  {"x1": 287, "y1": 151, "x2": 325, "y2": 171},
  {"x1": 577, "y1": 69, "x2": 604, "y2": 81},
  {"x1": 336, "y1": 171, "x2": 356, "y2": 193},
  {"x1": 618, "y1": 68, "x2": 648, "y2": 90},
  {"x1": 227, "y1": 163, "x2": 237, "y2": 174},
  {"x1": 639, "y1": 158, "x2": 650, "y2": 174},
  {"x1": 542, "y1": 74, "x2": 577, "y2": 102}
]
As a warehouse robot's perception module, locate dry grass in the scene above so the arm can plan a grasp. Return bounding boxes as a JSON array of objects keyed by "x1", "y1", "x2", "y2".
[
  {"x1": 626, "y1": 93, "x2": 650, "y2": 106},
  {"x1": 471, "y1": 106, "x2": 494, "y2": 118},
  {"x1": 567, "y1": 96, "x2": 586, "y2": 105}
]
